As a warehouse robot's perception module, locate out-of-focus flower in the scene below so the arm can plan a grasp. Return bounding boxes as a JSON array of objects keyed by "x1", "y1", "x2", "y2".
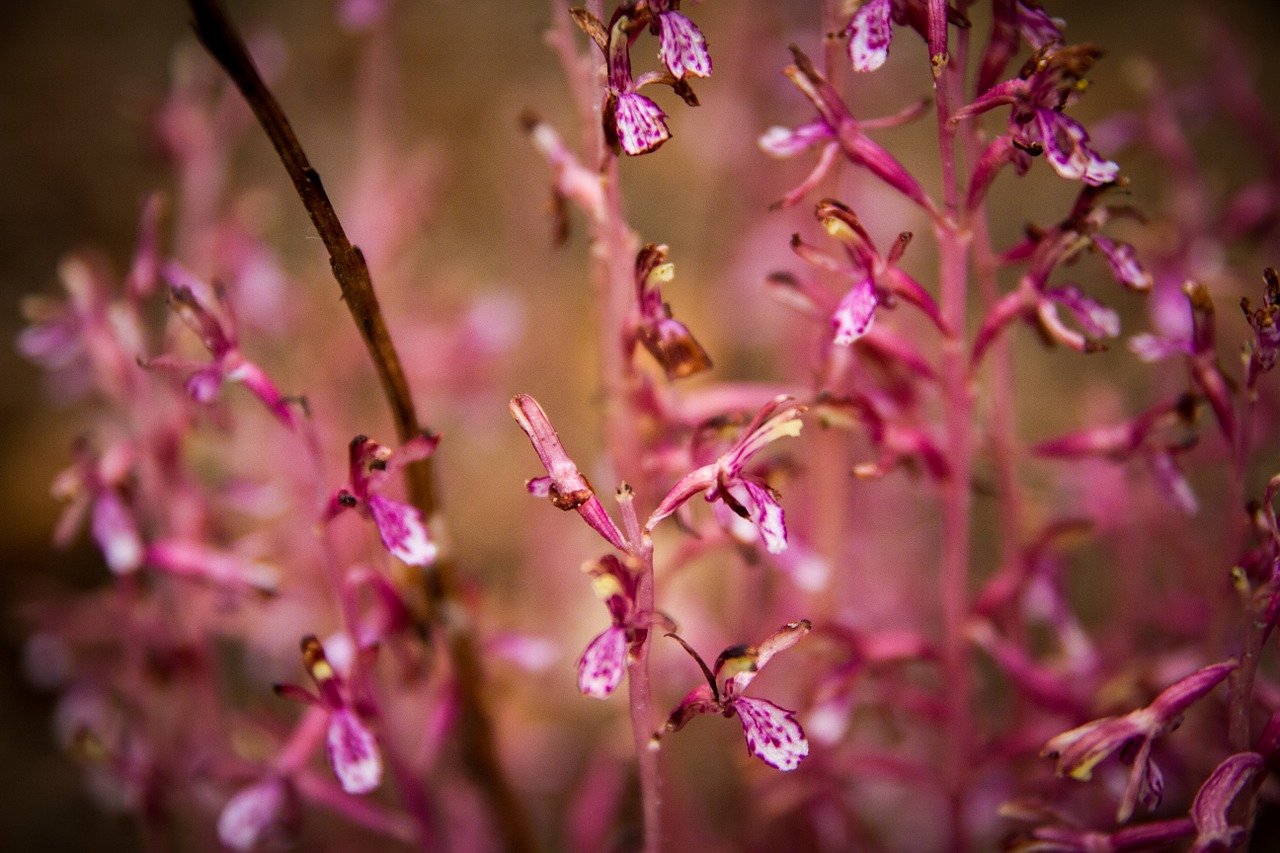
[
  {"x1": 1042, "y1": 660, "x2": 1236, "y2": 823},
  {"x1": 760, "y1": 46, "x2": 931, "y2": 210},
  {"x1": 144, "y1": 263, "x2": 296, "y2": 428},
  {"x1": 1032, "y1": 394, "x2": 1201, "y2": 515},
  {"x1": 50, "y1": 439, "x2": 143, "y2": 575},
  {"x1": 510, "y1": 394, "x2": 629, "y2": 552},
  {"x1": 1242, "y1": 266, "x2": 1280, "y2": 386},
  {"x1": 275, "y1": 636, "x2": 382, "y2": 795},
  {"x1": 648, "y1": 395, "x2": 804, "y2": 553},
  {"x1": 657, "y1": 620, "x2": 812, "y2": 770},
  {"x1": 789, "y1": 198, "x2": 944, "y2": 345},
  {"x1": 1000, "y1": 798, "x2": 1193, "y2": 852},
  {"x1": 632, "y1": 243, "x2": 712, "y2": 380},
  {"x1": 217, "y1": 776, "x2": 294, "y2": 851},
  {"x1": 1188, "y1": 752, "x2": 1265, "y2": 853},
  {"x1": 327, "y1": 434, "x2": 439, "y2": 567}
]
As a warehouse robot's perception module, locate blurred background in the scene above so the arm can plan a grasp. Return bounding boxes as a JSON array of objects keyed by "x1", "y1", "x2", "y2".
[{"x1": 2, "y1": 0, "x2": 1279, "y2": 848}]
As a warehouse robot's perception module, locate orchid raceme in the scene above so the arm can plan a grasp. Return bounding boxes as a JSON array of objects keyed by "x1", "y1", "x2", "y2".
[
  {"x1": 647, "y1": 395, "x2": 805, "y2": 553},
  {"x1": 657, "y1": 620, "x2": 812, "y2": 771},
  {"x1": 14, "y1": 1, "x2": 1280, "y2": 850}
]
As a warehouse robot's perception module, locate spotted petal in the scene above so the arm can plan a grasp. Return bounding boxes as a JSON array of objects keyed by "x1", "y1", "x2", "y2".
[
  {"x1": 327, "y1": 708, "x2": 382, "y2": 795},
  {"x1": 613, "y1": 93, "x2": 671, "y2": 156},
  {"x1": 1035, "y1": 109, "x2": 1119, "y2": 186},
  {"x1": 832, "y1": 277, "x2": 877, "y2": 345},
  {"x1": 367, "y1": 494, "x2": 437, "y2": 566},
  {"x1": 846, "y1": 0, "x2": 893, "y2": 72},
  {"x1": 577, "y1": 625, "x2": 629, "y2": 699},
  {"x1": 658, "y1": 11, "x2": 711, "y2": 79},
  {"x1": 733, "y1": 696, "x2": 809, "y2": 771}
]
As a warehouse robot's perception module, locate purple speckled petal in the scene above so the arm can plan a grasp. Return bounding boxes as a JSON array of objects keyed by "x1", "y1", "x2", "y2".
[
  {"x1": 832, "y1": 277, "x2": 877, "y2": 345},
  {"x1": 613, "y1": 93, "x2": 671, "y2": 156},
  {"x1": 733, "y1": 696, "x2": 809, "y2": 771},
  {"x1": 658, "y1": 12, "x2": 711, "y2": 79},
  {"x1": 846, "y1": 0, "x2": 893, "y2": 72},
  {"x1": 327, "y1": 708, "x2": 382, "y2": 795},
  {"x1": 1035, "y1": 109, "x2": 1119, "y2": 186},
  {"x1": 577, "y1": 626, "x2": 628, "y2": 699},
  {"x1": 367, "y1": 494, "x2": 437, "y2": 566}
]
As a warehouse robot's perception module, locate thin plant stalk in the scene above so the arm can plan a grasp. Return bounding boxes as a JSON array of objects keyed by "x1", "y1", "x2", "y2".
[
  {"x1": 929, "y1": 4, "x2": 974, "y2": 848},
  {"x1": 183, "y1": 2, "x2": 534, "y2": 849}
]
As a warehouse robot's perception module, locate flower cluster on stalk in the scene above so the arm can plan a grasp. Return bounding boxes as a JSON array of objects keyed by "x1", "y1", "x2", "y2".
[{"x1": 571, "y1": 1, "x2": 712, "y2": 155}]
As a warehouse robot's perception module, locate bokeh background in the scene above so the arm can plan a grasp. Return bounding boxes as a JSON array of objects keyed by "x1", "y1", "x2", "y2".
[{"x1": 3, "y1": 1, "x2": 1279, "y2": 848}]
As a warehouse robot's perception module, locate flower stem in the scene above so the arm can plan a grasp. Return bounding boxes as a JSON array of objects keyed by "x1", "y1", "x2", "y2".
[
  {"x1": 184, "y1": 2, "x2": 533, "y2": 849},
  {"x1": 930, "y1": 7, "x2": 973, "y2": 849}
]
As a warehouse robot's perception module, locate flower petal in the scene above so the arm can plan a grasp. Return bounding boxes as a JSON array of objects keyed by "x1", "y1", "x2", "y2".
[
  {"x1": 577, "y1": 626, "x2": 628, "y2": 699},
  {"x1": 217, "y1": 778, "x2": 287, "y2": 851},
  {"x1": 733, "y1": 696, "x2": 809, "y2": 771},
  {"x1": 367, "y1": 494, "x2": 437, "y2": 566},
  {"x1": 327, "y1": 709, "x2": 382, "y2": 795},
  {"x1": 1093, "y1": 235, "x2": 1153, "y2": 291},
  {"x1": 846, "y1": 0, "x2": 893, "y2": 72},
  {"x1": 832, "y1": 277, "x2": 877, "y2": 345},
  {"x1": 91, "y1": 490, "x2": 143, "y2": 575},
  {"x1": 741, "y1": 480, "x2": 788, "y2": 554},
  {"x1": 1035, "y1": 109, "x2": 1119, "y2": 186},
  {"x1": 613, "y1": 93, "x2": 671, "y2": 156},
  {"x1": 758, "y1": 121, "x2": 835, "y2": 158},
  {"x1": 658, "y1": 12, "x2": 712, "y2": 79}
]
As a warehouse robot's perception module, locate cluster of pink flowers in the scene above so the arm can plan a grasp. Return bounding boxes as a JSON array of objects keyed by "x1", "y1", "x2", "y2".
[{"x1": 14, "y1": 0, "x2": 1280, "y2": 850}]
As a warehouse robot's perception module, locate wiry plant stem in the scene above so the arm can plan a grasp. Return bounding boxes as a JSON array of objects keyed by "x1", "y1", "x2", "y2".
[{"x1": 184, "y1": 2, "x2": 535, "y2": 850}]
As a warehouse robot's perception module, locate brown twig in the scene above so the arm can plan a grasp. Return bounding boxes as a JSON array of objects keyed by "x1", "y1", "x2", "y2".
[{"x1": 184, "y1": 2, "x2": 535, "y2": 850}]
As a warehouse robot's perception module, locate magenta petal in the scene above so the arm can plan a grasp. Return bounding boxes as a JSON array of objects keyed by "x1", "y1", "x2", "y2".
[
  {"x1": 577, "y1": 626, "x2": 628, "y2": 699},
  {"x1": 741, "y1": 480, "x2": 787, "y2": 554},
  {"x1": 184, "y1": 366, "x2": 224, "y2": 404},
  {"x1": 832, "y1": 277, "x2": 877, "y2": 345},
  {"x1": 658, "y1": 12, "x2": 711, "y2": 79},
  {"x1": 733, "y1": 696, "x2": 809, "y2": 771},
  {"x1": 367, "y1": 494, "x2": 437, "y2": 566},
  {"x1": 758, "y1": 120, "x2": 834, "y2": 158},
  {"x1": 327, "y1": 709, "x2": 382, "y2": 795},
  {"x1": 91, "y1": 490, "x2": 143, "y2": 575},
  {"x1": 614, "y1": 93, "x2": 671, "y2": 156},
  {"x1": 217, "y1": 778, "x2": 287, "y2": 851},
  {"x1": 1035, "y1": 109, "x2": 1120, "y2": 186},
  {"x1": 1093, "y1": 235, "x2": 1153, "y2": 291},
  {"x1": 846, "y1": 0, "x2": 892, "y2": 72}
]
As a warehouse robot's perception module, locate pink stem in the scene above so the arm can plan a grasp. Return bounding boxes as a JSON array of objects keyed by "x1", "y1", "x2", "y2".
[{"x1": 930, "y1": 8, "x2": 973, "y2": 850}]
